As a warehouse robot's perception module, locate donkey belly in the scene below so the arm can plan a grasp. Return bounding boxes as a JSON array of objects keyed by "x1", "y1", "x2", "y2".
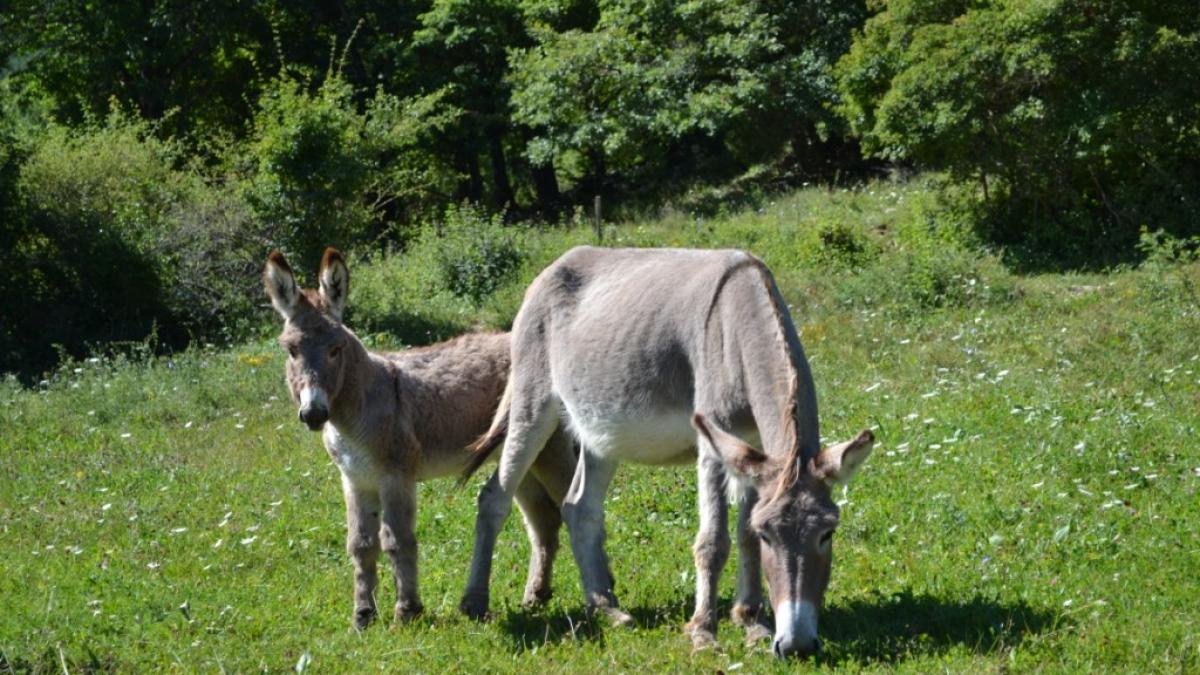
[{"x1": 565, "y1": 405, "x2": 697, "y2": 465}]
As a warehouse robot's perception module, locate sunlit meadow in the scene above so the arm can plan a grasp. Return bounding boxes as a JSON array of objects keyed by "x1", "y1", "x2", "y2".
[{"x1": 2, "y1": 184, "x2": 1198, "y2": 672}]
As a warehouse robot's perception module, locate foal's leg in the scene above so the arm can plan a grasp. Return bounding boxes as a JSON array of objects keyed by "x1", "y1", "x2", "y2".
[
  {"x1": 562, "y1": 450, "x2": 630, "y2": 626},
  {"x1": 731, "y1": 484, "x2": 771, "y2": 644},
  {"x1": 514, "y1": 476, "x2": 562, "y2": 607},
  {"x1": 343, "y1": 479, "x2": 382, "y2": 630},
  {"x1": 379, "y1": 474, "x2": 422, "y2": 622},
  {"x1": 685, "y1": 452, "x2": 731, "y2": 650}
]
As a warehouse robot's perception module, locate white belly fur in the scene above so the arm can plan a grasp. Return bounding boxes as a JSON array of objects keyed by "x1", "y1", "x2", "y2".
[{"x1": 566, "y1": 408, "x2": 698, "y2": 465}]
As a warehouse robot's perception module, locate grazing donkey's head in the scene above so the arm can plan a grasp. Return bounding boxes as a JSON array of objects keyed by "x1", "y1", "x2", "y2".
[
  {"x1": 692, "y1": 414, "x2": 873, "y2": 660},
  {"x1": 263, "y1": 248, "x2": 353, "y2": 431}
]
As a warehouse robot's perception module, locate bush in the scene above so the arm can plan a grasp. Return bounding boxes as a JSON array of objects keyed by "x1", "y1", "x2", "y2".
[
  {"x1": 835, "y1": 0, "x2": 1200, "y2": 261},
  {"x1": 424, "y1": 202, "x2": 524, "y2": 305},
  {"x1": 4, "y1": 108, "x2": 276, "y2": 379},
  {"x1": 241, "y1": 73, "x2": 461, "y2": 269},
  {"x1": 797, "y1": 218, "x2": 880, "y2": 270}
]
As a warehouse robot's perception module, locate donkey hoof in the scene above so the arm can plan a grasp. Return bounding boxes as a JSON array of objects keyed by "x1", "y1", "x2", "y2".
[
  {"x1": 353, "y1": 606, "x2": 377, "y2": 630},
  {"x1": 686, "y1": 625, "x2": 722, "y2": 654},
  {"x1": 521, "y1": 587, "x2": 553, "y2": 609},
  {"x1": 602, "y1": 606, "x2": 635, "y2": 628},
  {"x1": 459, "y1": 594, "x2": 491, "y2": 621},
  {"x1": 394, "y1": 601, "x2": 424, "y2": 623},
  {"x1": 743, "y1": 622, "x2": 772, "y2": 645}
]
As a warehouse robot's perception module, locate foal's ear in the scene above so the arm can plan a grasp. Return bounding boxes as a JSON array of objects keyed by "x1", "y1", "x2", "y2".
[
  {"x1": 319, "y1": 247, "x2": 349, "y2": 321},
  {"x1": 692, "y1": 413, "x2": 777, "y2": 481},
  {"x1": 812, "y1": 429, "x2": 874, "y2": 486},
  {"x1": 264, "y1": 251, "x2": 300, "y2": 320}
]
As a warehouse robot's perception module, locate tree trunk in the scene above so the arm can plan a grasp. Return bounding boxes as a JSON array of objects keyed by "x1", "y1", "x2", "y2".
[
  {"x1": 532, "y1": 163, "x2": 561, "y2": 215},
  {"x1": 487, "y1": 129, "x2": 515, "y2": 210}
]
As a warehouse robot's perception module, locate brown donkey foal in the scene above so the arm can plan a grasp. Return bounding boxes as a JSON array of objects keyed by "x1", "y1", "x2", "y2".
[{"x1": 264, "y1": 248, "x2": 575, "y2": 629}]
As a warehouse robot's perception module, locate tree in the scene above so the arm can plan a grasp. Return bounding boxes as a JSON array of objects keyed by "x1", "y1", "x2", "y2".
[{"x1": 836, "y1": 0, "x2": 1200, "y2": 258}]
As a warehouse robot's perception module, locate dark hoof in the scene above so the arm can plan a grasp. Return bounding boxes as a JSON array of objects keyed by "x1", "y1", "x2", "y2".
[
  {"x1": 353, "y1": 606, "x2": 377, "y2": 631},
  {"x1": 459, "y1": 594, "x2": 490, "y2": 621}
]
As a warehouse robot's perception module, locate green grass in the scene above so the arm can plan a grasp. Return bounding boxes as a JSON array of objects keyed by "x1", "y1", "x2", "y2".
[{"x1": 2, "y1": 183, "x2": 1199, "y2": 672}]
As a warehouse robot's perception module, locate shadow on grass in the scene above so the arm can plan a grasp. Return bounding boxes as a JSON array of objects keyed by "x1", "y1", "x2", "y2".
[
  {"x1": 495, "y1": 596, "x2": 694, "y2": 652},
  {"x1": 353, "y1": 309, "x2": 471, "y2": 348},
  {"x1": 819, "y1": 589, "x2": 1061, "y2": 665},
  {"x1": 495, "y1": 589, "x2": 1060, "y2": 663}
]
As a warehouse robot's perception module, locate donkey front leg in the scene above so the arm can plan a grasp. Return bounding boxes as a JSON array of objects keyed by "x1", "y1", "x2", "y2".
[
  {"x1": 562, "y1": 451, "x2": 631, "y2": 626},
  {"x1": 380, "y1": 475, "x2": 423, "y2": 622},
  {"x1": 685, "y1": 453, "x2": 731, "y2": 651},
  {"x1": 732, "y1": 484, "x2": 772, "y2": 645},
  {"x1": 343, "y1": 479, "x2": 382, "y2": 630}
]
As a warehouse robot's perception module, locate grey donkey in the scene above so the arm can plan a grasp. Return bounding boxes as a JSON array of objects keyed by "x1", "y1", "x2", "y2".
[
  {"x1": 264, "y1": 248, "x2": 576, "y2": 629},
  {"x1": 464, "y1": 246, "x2": 874, "y2": 659}
]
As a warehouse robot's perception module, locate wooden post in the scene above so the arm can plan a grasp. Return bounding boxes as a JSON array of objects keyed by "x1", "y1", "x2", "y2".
[{"x1": 593, "y1": 195, "x2": 602, "y2": 244}]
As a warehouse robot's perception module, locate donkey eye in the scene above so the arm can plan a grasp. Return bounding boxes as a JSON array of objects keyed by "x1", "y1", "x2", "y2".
[
  {"x1": 287, "y1": 345, "x2": 298, "y2": 358},
  {"x1": 329, "y1": 345, "x2": 341, "y2": 359}
]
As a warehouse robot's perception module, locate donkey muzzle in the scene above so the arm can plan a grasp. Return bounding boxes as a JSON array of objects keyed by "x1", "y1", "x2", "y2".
[
  {"x1": 298, "y1": 387, "x2": 329, "y2": 431},
  {"x1": 773, "y1": 600, "x2": 820, "y2": 660}
]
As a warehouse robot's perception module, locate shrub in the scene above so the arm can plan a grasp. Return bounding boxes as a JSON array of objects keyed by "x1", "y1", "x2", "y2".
[
  {"x1": 424, "y1": 202, "x2": 524, "y2": 305},
  {"x1": 797, "y1": 218, "x2": 880, "y2": 270},
  {"x1": 241, "y1": 73, "x2": 461, "y2": 270}
]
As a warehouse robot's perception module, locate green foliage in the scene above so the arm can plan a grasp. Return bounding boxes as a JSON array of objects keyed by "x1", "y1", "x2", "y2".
[
  {"x1": 424, "y1": 202, "x2": 525, "y2": 304},
  {"x1": 242, "y1": 72, "x2": 461, "y2": 268},
  {"x1": 835, "y1": 0, "x2": 1200, "y2": 258},
  {"x1": 510, "y1": 0, "x2": 867, "y2": 196}
]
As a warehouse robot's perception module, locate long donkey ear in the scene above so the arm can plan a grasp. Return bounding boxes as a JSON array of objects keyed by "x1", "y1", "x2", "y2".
[
  {"x1": 319, "y1": 247, "x2": 349, "y2": 321},
  {"x1": 692, "y1": 413, "x2": 778, "y2": 481},
  {"x1": 264, "y1": 251, "x2": 300, "y2": 320},
  {"x1": 812, "y1": 429, "x2": 874, "y2": 486}
]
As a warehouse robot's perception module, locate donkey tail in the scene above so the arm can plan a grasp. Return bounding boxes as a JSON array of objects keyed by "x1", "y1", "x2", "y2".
[{"x1": 459, "y1": 377, "x2": 512, "y2": 484}]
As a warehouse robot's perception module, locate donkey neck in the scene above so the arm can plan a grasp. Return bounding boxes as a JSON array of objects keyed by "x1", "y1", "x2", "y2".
[{"x1": 327, "y1": 337, "x2": 392, "y2": 444}]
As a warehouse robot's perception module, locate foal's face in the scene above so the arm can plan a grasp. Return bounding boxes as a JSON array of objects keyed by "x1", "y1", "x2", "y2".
[
  {"x1": 263, "y1": 248, "x2": 352, "y2": 431},
  {"x1": 278, "y1": 309, "x2": 351, "y2": 430},
  {"x1": 692, "y1": 415, "x2": 873, "y2": 660}
]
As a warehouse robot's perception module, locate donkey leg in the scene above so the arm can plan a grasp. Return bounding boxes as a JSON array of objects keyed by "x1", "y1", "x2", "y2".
[
  {"x1": 515, "y1": 476, "x2": 562, "y2": 608},
  {"x1": 512, "y1": 427, "x2": 577, "y2": 608},
  {"x1": 380, "y1": 475, "x2": 423, "y2": 623},
  {"x1": 685, "y1": 453, "x2": 731, "y2": 651},
  {"x1": 343, "y1": 479, "x2": 382, "y2": 630},
  {"x1": 731, "y1": 484, "x2": 772, "y2": 645},
  {"x1": 460, "y1": 472, "x2": 511, "y2": 620},
  {"x1": 462, "y1": 396, "x2": 562, "y2": 619},
  {"x1": 562, "y1": 451, "x2": 631, "y2": 626}
]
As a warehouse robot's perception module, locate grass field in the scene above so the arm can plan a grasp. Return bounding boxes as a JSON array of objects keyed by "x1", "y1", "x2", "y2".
[{"x1": 2, "y1": 184, "x2": 1199, "y2": 672}]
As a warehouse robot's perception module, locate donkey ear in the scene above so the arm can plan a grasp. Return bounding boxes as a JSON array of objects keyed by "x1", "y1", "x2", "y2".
[
  {"x1": 319, "y1": 247, "x2": 349, "y2": 321},
  {"x1": 264, "y1": 251, "x2": 300, "y2": 320},
  {"x1": 692, "y1": 413, "x2": 777, "y2": 481},
  {"x1": 813, "y1": 429, "x2": 874, "y2": 486}
]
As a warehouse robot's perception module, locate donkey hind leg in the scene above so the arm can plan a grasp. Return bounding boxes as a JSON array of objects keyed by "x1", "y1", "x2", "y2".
[
  {"x1": 380, "y1": 475, "x2": 423, "y2": 623},
  {"x1": 460, "y1": 472, "x2": 511, "y2": 619},
  {"x1": 685, "y1": 452, "x2": 732, "y2": 651},
  {"x1": 731, "y1": 483, "x2": 772, "y2": 645},
  {"x1": 344, "y1": 480, "x2": 382, "y2": 630},
  {"x1": 515, "y1": 476, "x2": 562, "y2": 607},
  {"x1": 563, "y1": 450, "x2": 632, "y2": 627},
  {"x1": 461, "y1": 396, "x2": 562, "y2": 619}
]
